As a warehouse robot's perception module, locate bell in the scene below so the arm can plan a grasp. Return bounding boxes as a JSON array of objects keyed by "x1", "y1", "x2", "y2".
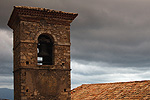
[{"x1": 38, "y1": 43, "x2": 50, "y2": 57}]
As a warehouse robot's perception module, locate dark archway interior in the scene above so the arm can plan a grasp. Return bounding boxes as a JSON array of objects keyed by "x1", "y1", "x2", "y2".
[{"x1": 37, "y1": 34, "x2": 53, "y2": 65}]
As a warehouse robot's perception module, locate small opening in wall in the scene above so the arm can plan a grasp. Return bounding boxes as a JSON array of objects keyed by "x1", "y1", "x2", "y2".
[
  {"x1": 62, "y1": 63, "x2": 65, "y2": 66},
  {"x1": 64, "y1": 89, "x2": 67, "y2": 92},
  {"x1": 26, "y1": 89, "x2": 28, "y2": 92},
  {"x1": 26, "y1": 61, "x2": 29, "y2": 65},
  {"x1": 24, "y1": 72, "x2": 26, "y2": 76}
]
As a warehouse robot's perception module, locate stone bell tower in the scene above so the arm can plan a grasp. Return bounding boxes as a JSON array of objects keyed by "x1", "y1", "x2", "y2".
[{"x1": 7, "y1": 6, "x2": 78, "y2": 100}]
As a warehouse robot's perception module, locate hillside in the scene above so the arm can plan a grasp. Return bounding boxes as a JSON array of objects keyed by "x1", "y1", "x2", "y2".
[{"x1": 0, "y1": 88, "x2": 13, "y2": 100}]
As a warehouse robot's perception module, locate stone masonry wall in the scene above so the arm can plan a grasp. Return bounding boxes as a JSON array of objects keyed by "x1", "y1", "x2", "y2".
[
  {"x1": 13, "y1": 20, "x2": 71, "y2": 100},
  {"x1": 8, "y1": 6, "x2": 77, "y2": 100}
]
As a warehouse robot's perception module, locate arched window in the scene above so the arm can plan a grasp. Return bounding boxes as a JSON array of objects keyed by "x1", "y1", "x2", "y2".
[{"x1": 37, "y1": 34, "x2": 53, "y2": 65}]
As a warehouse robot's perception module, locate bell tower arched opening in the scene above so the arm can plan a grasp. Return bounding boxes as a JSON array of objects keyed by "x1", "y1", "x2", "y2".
[{"x1": 37, "y1": 34, "x2": 54, "y2": 65}]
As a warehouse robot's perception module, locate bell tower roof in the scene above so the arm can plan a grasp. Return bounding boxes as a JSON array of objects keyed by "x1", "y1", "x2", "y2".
[{"x1": 8, "y1": 6, "x2": 78, "y2": 29}]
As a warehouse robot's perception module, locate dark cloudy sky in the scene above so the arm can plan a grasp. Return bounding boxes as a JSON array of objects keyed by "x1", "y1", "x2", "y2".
[{"x1": 1, "y1": 0, "x2": 150, "y2": 89}]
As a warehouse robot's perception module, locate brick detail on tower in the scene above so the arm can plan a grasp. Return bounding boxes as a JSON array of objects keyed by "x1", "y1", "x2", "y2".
[{"x1": 8, "y1": 6, "x2": 78, "y2": 100}]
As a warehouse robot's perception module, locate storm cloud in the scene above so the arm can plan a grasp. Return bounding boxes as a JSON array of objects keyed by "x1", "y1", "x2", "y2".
[
  {"x1": 71, "y1": 0, "x2": 150, "y2": 67},
  {"x1": 1, "y1": 0, "x2": 150, "y2": 89}
]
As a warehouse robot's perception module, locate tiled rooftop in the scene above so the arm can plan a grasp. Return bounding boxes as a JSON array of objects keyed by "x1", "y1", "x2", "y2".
[{"x1": 71, "y1": 80, "x2": 150, "y2": 100}]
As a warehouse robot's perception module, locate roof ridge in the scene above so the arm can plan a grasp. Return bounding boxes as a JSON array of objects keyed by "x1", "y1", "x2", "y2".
[{"x1": 75, "y1": 80, "x2": 150, "y2": 87}]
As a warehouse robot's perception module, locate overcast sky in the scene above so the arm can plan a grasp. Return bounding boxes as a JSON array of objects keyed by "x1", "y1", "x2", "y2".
[{"x1": 1, "y1": 0, "x2": 150, "y2": 89}]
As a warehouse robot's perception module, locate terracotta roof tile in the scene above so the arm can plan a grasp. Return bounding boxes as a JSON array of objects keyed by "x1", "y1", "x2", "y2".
[{"x1": 71, "y1": 80, "x2": 150, "y2": 100}]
